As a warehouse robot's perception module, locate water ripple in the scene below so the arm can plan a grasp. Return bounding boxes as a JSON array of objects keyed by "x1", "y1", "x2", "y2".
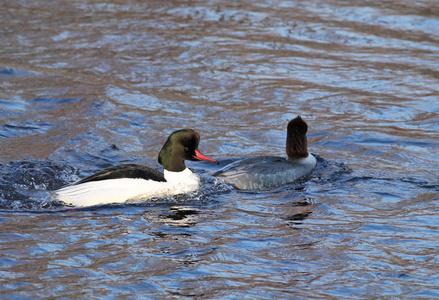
[{"x1": 1, "y1": 0, "x2": 438, "y2": 298}]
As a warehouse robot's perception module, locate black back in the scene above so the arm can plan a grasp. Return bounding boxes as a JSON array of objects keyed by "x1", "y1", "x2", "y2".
[{"x1": 75, "y1": 164, "x2": 166, "y2": 184}]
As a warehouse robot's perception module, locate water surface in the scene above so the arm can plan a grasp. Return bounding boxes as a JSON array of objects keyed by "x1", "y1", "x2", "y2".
[{"x1": 1, "y1": 0, "x2": 438, "y2": 298}]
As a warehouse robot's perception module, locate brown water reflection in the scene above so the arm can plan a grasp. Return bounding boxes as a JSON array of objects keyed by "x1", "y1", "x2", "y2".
[{"x1": 1, "y1": 0, "x2": 438, "y2": 298}]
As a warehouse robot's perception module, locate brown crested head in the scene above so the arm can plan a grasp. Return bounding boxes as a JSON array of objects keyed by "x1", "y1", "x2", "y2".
[{"x1": 286, "y1": 116, "x2": 309, "y2": 159}]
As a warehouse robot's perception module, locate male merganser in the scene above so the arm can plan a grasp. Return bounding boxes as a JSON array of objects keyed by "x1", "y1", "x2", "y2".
[
  {"x1": 213, "y1": 116, "x2": 316, "y2": 190},
  {"x1": 53, "y1": 129, "x2": 217, "y2": 207}
]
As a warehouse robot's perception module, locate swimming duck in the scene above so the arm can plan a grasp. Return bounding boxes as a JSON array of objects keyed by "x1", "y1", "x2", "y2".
[
  {"x1": 213, "y1": 116, "x2": 316, "y2": 189},
  {"x1": 53, "y1": 129, "x2": 217, "y2": 207}
]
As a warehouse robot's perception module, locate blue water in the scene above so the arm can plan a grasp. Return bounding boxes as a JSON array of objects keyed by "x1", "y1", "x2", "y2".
[{"x1": 1, "y1": 0, "x2": 438, "y2": 298}]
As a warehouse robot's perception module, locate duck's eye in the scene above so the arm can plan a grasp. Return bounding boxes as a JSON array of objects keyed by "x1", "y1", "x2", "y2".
[{"x1": 184, "y1": 147, "x2": 190, "y2": 152}]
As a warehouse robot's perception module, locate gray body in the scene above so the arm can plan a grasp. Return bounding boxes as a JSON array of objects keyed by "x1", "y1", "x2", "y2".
[{"x1": 213, "y1": 155, "x2": 316, "y2": 190}]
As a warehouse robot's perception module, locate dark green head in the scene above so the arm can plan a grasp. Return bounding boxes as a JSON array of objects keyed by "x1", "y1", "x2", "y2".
[{"x1": 158, "y1": 129, "x2": 217, "y2": 172}]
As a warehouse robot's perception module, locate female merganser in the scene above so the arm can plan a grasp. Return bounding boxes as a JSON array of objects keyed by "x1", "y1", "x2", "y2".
[
  {"x1": 213, "y1": 116, "x2": 316, "y2": 190},
  {"x1": 53, "y1": 129, "x2": 217, "y2": 207}
]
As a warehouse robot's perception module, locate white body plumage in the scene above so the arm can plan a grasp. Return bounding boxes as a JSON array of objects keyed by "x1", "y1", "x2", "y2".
[{"x1": 53, "y1": 168, "x2": 200, "y2": 207}]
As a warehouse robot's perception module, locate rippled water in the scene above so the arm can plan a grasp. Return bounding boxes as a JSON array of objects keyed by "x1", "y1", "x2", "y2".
[{"x1": 1, "y1": 0, "x2": 438, "y2": 298}]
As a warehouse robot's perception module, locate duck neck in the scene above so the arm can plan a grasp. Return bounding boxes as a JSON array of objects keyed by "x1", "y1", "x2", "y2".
[
  {"x1": 162, "y1": 159, "x2": 186, "y2": 172},
  {"x1": 158, "y1": 144, "x2": 186, "y2": 172},
  {"x1": 286, "y1": 134, "x2": 309, "y2": 159}
]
